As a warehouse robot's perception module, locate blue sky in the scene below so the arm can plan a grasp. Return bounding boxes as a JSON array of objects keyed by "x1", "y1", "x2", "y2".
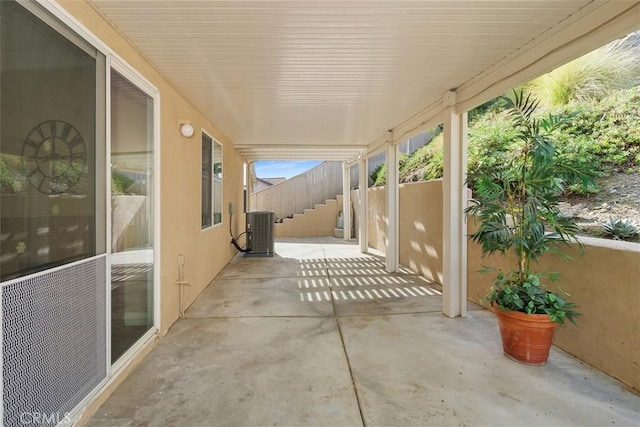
[{"x1": 254, "y1": 160, "x2": 322, "y2": 179}]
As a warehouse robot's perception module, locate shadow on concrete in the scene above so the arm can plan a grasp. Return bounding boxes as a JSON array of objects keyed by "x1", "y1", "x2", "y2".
[{"x1": 86, "y1": 237, "x2": 640, "y2": 427}]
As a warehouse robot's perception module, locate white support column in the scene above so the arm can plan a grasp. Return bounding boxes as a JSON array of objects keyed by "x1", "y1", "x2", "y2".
[
  {"x1": 246, "y1": 162, "x2": 254, "y2": 212},
  {"x1": 342, "y1": 162, "x2": 352, "y2": 240},
  {"x1": 442, "y1": 91, "x2": 468, "y2": 318},
  {"x1": 386, "y1": 136, "x2": 399, "y2": 273},
  {"x1": 459, "y1": 111, "x2": 469, "y2": 317},
  {"x1": 358, "y1": 157, "x2": 368, "y2": 253}
]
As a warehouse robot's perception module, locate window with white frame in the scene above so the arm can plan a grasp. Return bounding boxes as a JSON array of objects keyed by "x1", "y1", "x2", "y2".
[{"x1": 201, "y1": 132, "x2": 222, "y2": 228}]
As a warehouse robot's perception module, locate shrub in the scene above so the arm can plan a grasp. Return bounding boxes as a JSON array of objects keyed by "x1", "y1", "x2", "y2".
[
  {"x1": 529, "y1": 39, "x2": 640, "y2": 107},
  {"x1": 371, "y1": 133, "x2": 444, "y2": 186},
  {"x1": 556, "y1": 87, "x2": 640, "y2": 169},
  {"x1": 467, "y1": 111, "x2": 520, "y2": 188},
  {"x1": 374, "y1": 86, "x2": 639, "y2": 190},
  {"x1": 395, "y1": 133, "x2": 446, "y2": 183},
  {"x1": 368, "y1": 163, "x2": 386, "y2": 187}
]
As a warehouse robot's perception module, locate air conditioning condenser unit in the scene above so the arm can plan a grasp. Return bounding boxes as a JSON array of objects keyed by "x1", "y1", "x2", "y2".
[{"x1": 245, "y1": 211, "x2": 275, "y2": 256}]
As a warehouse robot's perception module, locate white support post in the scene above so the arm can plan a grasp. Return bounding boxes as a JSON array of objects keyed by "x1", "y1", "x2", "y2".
[
  {"x1": 386, "y1": 136, "x2": 399, "y2": 273},
  {"x1": 459, "y1": 111, "x2": 469, "y2": 317},
  {"x1": 342, "y1": 162, "x2": 352, "y2": 240},
  {"x1": 358, "y1": 157, "x2": 368, "y2": 253},
  {"x1": 442, "y1": 91, "x2": 468, "y2": 318},
  {"x1": 246, "y1": 162, "x2": 254, "y2": 212}
]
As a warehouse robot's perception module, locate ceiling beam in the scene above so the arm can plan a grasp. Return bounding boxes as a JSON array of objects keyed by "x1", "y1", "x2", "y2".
[{"x1": 237, "y1": 144, "x2": 365, "y2": 162}]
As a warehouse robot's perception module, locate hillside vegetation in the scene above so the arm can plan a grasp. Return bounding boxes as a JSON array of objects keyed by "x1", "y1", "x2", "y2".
[
  {"x1": 370, "y1": 35, "x2": 640, "y2": 189},
  {"x1": 371, "y1": 86, "x2": 640, "y2": 189},
  {"x1": 368, "y1": 83, "x2": 640, "y2": 241},
  {"x1": 368, "y1": 34, "x2": 640, "y2": 243}
]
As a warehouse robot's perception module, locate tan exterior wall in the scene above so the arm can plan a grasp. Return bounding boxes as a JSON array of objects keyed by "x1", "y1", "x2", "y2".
[
  {"x1": 467, "y1": 228, "x2": 640, "y2": 391},
  {"x1": 398, "y1": 181, "x2": 444, "y2": 284},
  {"x1": 367, "y1": 187, "x2": 388, "y2": 251},
  {"x1": 361, "y1": 179, "x2": 638, "y2": 391},
  {"x1": 56, "y1": 0, "x2": 245, "y2": 335},
  {"x1": 353, "y1": 181, "x2": 444, "y2": 284}
]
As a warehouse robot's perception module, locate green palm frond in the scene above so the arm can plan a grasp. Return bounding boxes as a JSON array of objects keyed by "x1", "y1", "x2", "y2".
[{"x1": 466, "y1": 89, "x2": 593, "y2": 323}]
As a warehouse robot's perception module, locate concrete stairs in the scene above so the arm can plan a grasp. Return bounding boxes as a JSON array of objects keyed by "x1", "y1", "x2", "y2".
[{"x1": 275, "y1": 195, "x2": 344, "y2": 237}]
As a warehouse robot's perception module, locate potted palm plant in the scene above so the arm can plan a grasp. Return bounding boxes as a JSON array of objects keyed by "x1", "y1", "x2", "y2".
[{"x1": 465, "y1": 90, "x2": 593, "y2": 365}]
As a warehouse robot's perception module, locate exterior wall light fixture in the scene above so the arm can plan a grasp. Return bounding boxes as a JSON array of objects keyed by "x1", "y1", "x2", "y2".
[{"x1": 180, "y1": 122, "x2": 194, "y2": 138}]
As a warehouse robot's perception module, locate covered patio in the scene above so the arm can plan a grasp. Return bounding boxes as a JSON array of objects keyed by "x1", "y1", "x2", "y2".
[
  {"x1": 2, "y1": 2, "x2": 639, "y2": 424},
  {"x1": 82, "y1": 0, "x2": 640, "y2": 321},
  {"x1": 86, "y1": 238, "x2": 639, "y2": 426}
]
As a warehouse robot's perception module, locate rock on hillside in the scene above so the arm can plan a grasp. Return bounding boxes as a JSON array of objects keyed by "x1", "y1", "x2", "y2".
[{"x1": 559, "y1": 172, "x2": 640, "y2": 242}]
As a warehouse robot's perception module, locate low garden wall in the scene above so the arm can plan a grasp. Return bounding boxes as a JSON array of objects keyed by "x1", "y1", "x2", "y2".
[{"x1": 355, "y1": 180, "x2": 640, "y2": 391}]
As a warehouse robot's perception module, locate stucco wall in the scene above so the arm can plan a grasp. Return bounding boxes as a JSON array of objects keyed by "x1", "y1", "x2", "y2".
[
  {"x1": 362, "y1": 179, "x2": 639, "y2": 391},
  {"x1": 367, "y1": 187, "x2": 388, "y2": 251},
  {"x1": 399, "y1": 181, "x2": 444, "y2": 284},
  {"x1": 467, "y1": 226, "x2": 640, "y2": 391},
  {"x1": 57, "y1": 0, "x2": 245, "y2": 335},
  {"x1": 357, "y1": 181, "x2": 444, "y2": 284}
]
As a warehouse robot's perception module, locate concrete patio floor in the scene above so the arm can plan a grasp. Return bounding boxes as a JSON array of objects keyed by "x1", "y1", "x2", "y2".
[{"x1": 87, "y1": 237, "x2": 640, "y2": 427}]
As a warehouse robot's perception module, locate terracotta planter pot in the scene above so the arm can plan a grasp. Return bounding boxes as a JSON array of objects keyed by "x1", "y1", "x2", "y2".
[{"x1": 493, "y1": 303, "x2": 557, "y2": 366}]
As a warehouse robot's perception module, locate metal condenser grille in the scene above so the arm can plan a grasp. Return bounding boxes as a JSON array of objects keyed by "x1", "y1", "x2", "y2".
[
  {"x1": 2, "y1": 257, "x2": 107, "y2": 426},
  {"x1": 246, "y1": 211, "x2": 274, "y2": 255}
]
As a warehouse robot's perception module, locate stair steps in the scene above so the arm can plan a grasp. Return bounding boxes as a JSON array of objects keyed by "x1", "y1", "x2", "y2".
[{"x1": 275, "y1": 196, "x2": 343, "y2": 237}]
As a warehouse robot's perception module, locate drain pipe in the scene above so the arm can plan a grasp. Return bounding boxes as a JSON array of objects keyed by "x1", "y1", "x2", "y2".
[{"x1": 175, "y1": 254, "x2": 190, "y2": 318}]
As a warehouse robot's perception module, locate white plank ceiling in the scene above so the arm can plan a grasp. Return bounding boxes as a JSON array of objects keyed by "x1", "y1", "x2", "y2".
[{"x1": 88, "y1": 1, "x2": 639, "y2": 161}]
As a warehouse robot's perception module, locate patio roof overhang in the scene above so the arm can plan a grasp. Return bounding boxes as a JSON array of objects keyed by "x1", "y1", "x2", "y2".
[{"x1": 89, "y1": 0, "x2": 640, "y2": 163}]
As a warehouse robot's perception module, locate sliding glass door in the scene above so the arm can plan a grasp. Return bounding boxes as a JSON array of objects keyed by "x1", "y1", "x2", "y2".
[
  {"x1": 110, "y1": 70, "x2": 154, "y2": 363},
  {"x1": 0, "y1": 0, "x2": 105, "y2": 281},
  {"x1": 1, "y1": 1, "x2": 107, "y2": 424}
]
